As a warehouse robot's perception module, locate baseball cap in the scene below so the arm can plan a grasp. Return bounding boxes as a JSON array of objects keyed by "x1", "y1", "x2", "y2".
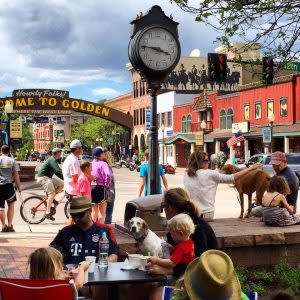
[
  {"x1": 52, "y1": 148, "x2": 62, "y2": 155},
  {"x1": 92, "y1": 147, "x2": 104, "y2": 157},
  {"x1": 70, "y1": 139, "x2": 82, "y2": 149},
  {"x1": 270, "y1": 151, "x2": 286, "y2": 165}
]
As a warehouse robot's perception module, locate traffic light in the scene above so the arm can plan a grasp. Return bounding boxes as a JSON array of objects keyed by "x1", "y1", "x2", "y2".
[
  {"x1": 208, "y1": 53, "x2": 227, "y2": 82},
  {"x1": 263, "y1": 57, "x2": 274, "y2": 84}
]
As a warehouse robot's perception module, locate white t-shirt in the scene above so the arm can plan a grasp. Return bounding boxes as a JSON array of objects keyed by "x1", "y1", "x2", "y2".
[
  {"x1": 183, "y1": 169, "x2": 234, "y2": 214},
  {"x1": 62, "y1": 153, "x2": 82, "y2": 195}
]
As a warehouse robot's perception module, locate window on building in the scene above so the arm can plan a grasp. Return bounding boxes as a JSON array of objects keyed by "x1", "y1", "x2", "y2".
[
  {"x1": 161, "y1": 112, "x2": 165, "y2": 126},
  {"x1": 139, "y1": 108, "x2": 143, "y2": 125},
  {"x1": 186, "y1": 114, "x2": 192, "y2": 132},
  {"x1": 220, "y1": 109, "x2": 227, "y2": 129},
  {"x1": 227, "y1": 108, "x2": 234, "y2": 130},
  {"x1": 182, "y1": 115, "x2": 187, "y2": 133},
  {"x1": 166, "y1": 145, "x2": 173, "y2": 157},
  {"x1": 142, "y1": 108, "x2": 145, "y2": 124},
  {"x1": 167, "y1": 111, "x2": 172, "y2": 127},
  {"x1": 157, "y1": 113, "x2": 160, "y2": 128},
  {"x1": 255, "y1": 102, "x2": 262, "y2": 119}
]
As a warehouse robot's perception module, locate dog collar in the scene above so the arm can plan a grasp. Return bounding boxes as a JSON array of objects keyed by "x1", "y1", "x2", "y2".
[{"x1": 135, "y1": 233, "x2": 147, "y2": 243}]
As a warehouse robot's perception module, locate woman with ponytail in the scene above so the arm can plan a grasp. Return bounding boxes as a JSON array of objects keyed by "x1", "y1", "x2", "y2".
[{"x1": 147, "y1": 187, "x2": 218, "y2": 279}]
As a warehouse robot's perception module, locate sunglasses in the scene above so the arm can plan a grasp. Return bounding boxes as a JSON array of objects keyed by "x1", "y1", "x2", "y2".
[
  {"x1": 70, "y1": 211, "x2": 86, "y2": 219},
  {"x1": 160, "y1": 203, "x2": 170, "y2": 212},
  {"x1": 203, "y1": 159, "x2": 209, "y2": 162}
]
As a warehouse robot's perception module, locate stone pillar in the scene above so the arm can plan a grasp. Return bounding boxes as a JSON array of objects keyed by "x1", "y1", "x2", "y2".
[
  {"x1": 191, "y1": 143, "x2": 195, "y2": 153},
  {"x1": 284, "y1": 136, "x2": 289, "y2": 153},
  {"x1": 264, "y1": 146, "x2": 269, "y2": 154},
  {"x1": 215, "y1": 140, "x2": 220, "y2": 153},
  {"x1": 172, "y1": 144, "x2": 177, "y2": 167},
  {"x1": 203, "y1": 143, "x2": 207, "y2": 153},
  {"x1": 244, "y1": 139, "x2": 250, "y2": 162}
]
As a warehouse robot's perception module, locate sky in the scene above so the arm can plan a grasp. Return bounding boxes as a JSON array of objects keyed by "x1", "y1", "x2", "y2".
[{"x1": 0, "y1": 0, "x2": 220, "y2": 102}]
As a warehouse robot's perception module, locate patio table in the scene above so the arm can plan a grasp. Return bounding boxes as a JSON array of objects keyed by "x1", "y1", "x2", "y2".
[{"x1": 85, "y1": 261, "x2": 168, "y2": 299}]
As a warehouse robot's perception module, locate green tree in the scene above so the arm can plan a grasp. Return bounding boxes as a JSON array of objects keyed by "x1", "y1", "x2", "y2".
[
  {"x1": 69, "y1": 116, "x2": 126, "y2": 149},
  {"x1": 172, "y1": 0, "x2": 300, "y2": 70},
  {"x1": 17, "y1": 124, "x2": 34, "y2": 160}
]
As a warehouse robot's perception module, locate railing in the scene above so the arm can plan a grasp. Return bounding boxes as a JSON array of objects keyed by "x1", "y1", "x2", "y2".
[{"x1": 191, "y1": 121, "x2": 213, "y2": 132}]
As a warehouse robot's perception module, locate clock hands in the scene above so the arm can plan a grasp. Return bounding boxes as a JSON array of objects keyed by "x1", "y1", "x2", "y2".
[{"x1": 141, "y1": 45, "x2": 170, "y2": 56}]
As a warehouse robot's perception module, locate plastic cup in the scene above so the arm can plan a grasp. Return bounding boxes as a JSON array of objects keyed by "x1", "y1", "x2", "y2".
[{"x1": 85, "y1": 256, "x2": 96, "y2": 273}]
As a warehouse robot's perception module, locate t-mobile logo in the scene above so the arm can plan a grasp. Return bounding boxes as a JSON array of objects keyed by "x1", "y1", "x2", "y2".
[{"x1": 70, "y1": 243, "x2": 82, "y2": 256}]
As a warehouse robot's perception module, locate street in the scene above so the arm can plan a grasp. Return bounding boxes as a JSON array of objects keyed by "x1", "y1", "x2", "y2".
[{"x1": 10, "y1": 163, "x2": 300, "y2": 236}]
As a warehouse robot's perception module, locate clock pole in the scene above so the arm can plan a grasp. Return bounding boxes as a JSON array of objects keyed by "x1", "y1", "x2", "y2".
[{"x1": 148, "y1": 81, "x2": 161, "y2": 195}]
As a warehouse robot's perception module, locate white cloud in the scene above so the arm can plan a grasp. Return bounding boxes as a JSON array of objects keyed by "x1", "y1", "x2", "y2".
[{"x1": 92, "y1": 87, "x2": 120, "y2": 97}]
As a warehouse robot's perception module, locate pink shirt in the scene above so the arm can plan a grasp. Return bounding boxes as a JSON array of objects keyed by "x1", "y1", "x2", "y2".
[{"x1": 77, "y1": 174, "x2": 92, "y2": 200}]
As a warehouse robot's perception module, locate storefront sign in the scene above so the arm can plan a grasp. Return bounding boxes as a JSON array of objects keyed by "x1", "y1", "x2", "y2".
[
  {"x1": 195, "y1": 133, "x2": 204, "y2": 146},
  {"x1": 10, "y1": 120, "x2": 22, "y2": 139},
  {"x1": 145, "y1": 108, "x2": 151, "y2": 130},
  {"x1": 0, "y1": 89, "x2": 133, "y2": 128},
  {"x1": 262, "y1": 127, "x2": 272, "y2": 144},
  {"x1": 232, "y1": 122, "x2": 249, "y2": 133},
  {"x1": 166, "y1": 130, "x2": 173, "y2": 136}
]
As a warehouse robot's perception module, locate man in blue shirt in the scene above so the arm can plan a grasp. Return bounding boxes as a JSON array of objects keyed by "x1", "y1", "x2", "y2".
[{"x1": 138, "y1": 149, "x2": 168, "y2": 197}]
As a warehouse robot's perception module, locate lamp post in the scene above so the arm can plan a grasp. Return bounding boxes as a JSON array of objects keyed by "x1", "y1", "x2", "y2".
[
  {"x1": 4, "y1": 101, "x2": 13, "y2": 146},
  {"x1": 268, "y1": 113, "x2": 275, "y2": 153},
  {"x1": 160, "y1": 124, "x2": 165, "y2": 165},
  {"x1": 200, "y1": 120, "x2": 206, "y2": 151}
]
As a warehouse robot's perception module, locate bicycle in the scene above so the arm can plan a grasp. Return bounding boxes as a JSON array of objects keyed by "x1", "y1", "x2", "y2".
[{"x1": 20, "y1": 190, "x2": 71, "y2": 224}]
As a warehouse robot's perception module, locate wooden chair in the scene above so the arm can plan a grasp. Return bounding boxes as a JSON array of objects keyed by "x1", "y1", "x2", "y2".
[{"x1": 0, "y1": 278, "x2": 78, "y2": 300}]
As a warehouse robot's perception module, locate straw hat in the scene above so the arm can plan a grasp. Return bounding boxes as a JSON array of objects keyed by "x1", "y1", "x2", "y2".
[{"x1": 184, "y1": 250, "x2": 241, "y2": 300}]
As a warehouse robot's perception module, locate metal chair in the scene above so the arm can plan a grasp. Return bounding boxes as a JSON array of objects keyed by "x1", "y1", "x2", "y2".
[{"x1": 0, "y1": 278, "x2": 78, "y2": 300}]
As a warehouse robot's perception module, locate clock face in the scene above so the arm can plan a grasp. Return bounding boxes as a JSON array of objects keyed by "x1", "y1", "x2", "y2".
[{"x1": 138, "y1": 27, "x2": 179, "y2": 71}]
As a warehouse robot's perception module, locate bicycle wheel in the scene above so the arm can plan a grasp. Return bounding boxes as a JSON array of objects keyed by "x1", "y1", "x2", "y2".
[
  {"x1": 20, "y1": 195, "x2": 47, "y2": 224},
  {"x1": 64, "y1": 199, "x2": 71, "y2": 219}
]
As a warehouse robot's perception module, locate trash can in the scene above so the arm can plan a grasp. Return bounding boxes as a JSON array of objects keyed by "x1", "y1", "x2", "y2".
[{"x1": 124, "y1": 194, "x2": 166, "y2": 231}]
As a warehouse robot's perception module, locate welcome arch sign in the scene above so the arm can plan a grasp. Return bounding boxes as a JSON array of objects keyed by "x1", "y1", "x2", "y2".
[{"x1": 0, "y1": 89, "x2": 133, "y2": 128}]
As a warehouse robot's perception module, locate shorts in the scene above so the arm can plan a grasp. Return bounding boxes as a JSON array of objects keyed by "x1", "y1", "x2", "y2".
[
  {"x1": 0, "y1": 183, "x2": 16, "y2": 209},
  {"x1": 37, "y1": 176, "x2": 64, "y2": 194},
  {"x1": 91, "y1": 185, "x2": 106, "y2": 204}
]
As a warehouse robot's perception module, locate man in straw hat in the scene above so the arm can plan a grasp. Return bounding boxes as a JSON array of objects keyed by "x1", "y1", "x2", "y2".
[
  {"x1": 50, "y1": 196, "x2": 118, "y2": 265},
  {"x1": 183, "y1": 250, "x2": 245, "y2": 300}
]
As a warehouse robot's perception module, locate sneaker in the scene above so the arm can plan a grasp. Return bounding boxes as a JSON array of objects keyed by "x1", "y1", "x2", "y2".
[
  {"x1": 6, "y1": 226, "x2": 15, "y2": 232},
  {"x1": 45, "y1": 213, "x2": 55, "y2": 221},
  {"x1": 1, "y1": 225, "x2": 7, "y2": 232}
]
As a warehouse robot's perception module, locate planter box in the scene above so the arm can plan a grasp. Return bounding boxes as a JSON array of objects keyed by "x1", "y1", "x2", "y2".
[{"x1": 19, "y1": 165, "x2": 36, "y2": 182}]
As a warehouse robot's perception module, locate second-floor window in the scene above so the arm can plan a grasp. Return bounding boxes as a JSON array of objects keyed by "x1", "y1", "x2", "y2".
[
  {"x1": 227, "y1": 108, "x2": 234, "y2": 130},
  {"x1": 167, "y1": 111, "x2": 172, "y2": 127},
  {"x1": 220, "y1": 109, "x2": 227, "y2": 130},
  {"x1": 161, "y1": 113, "x2": 165, "y2": 126},
  {"x1": 186, "y1": 114, "x2": 192, "y2": 132},
  {"x1": 182, "y1": 115, "x2": 187, "y2": 132}
]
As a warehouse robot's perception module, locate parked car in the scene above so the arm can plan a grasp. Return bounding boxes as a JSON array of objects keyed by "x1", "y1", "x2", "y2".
[
  {"x1": 80, "y1": 153, "x2": 93, "y2": 161},
  {"x1": 37, "y1": 153, "x2": 48, "y2": 162},
  {"x1": 245, "y1": 153, "x2": 300, "y2": 176},
  {"x1": 62, "y1": 149, "x2": 71, "y2": 162},
  {"x1": 28, "y1": 152, "x2": 39, "y2": 162}
]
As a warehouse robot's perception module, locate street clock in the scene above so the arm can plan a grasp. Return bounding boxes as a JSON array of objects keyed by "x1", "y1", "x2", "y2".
[{"x1": 128, "y1": 5, "x2": 181, "y2": 84}]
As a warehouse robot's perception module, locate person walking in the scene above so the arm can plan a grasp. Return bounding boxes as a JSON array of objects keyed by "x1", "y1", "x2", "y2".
[
  {"x1": 91, "y1": 147, "x2": 112, "y2": 223},
  {"x1": 0, "y1": 145, "x2": 21, "y2": 232},
  {"x1": 37, "y1": 147, "x2": 64, "y2": 221},
  {"x1": 138, "y1": 149, "x2": 168, "y2": 197},
  {"x1": 62, "y1": 140, "x2": 83, "y2": 203},
  {"x1": 183, "y1": 150, "x2": 262, "y2": 221}
]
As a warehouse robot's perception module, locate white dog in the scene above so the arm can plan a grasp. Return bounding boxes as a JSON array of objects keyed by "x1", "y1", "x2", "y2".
[{"x1": 128, "y1": 217, "x2": 163, "y2": 257}]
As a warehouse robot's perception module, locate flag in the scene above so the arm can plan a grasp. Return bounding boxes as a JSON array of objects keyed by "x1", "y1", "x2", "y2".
[{"x1": 227, "y1": 131, "x2": 245, "y2": 148}]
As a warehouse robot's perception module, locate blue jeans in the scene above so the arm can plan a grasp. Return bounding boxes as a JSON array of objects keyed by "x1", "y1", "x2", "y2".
[{"x1": 105, "y1": 189, "x2": 115, "y2": 224}]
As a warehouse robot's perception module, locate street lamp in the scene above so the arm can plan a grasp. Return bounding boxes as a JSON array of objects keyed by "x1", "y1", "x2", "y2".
[
  {"x1": 200, "y1": 120, "x2": 206, "y2": 151},
  {"x1": 268, "y1": 113, "x2": 275, "y2": 153},
  {"x1": 160, "y1": 124, "x2": 165, "y2": 165},
  {"x1": 4, "y1": 101, "x2": 13, "y2": 146}
]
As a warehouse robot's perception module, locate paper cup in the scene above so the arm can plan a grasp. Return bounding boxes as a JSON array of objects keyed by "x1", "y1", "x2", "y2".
[
  {"x1": 85, "y1": 256, "x2": 96, "y2": 273},
  {"x1": 128, "y1": 254, "x2": 143, "y2": 268}
]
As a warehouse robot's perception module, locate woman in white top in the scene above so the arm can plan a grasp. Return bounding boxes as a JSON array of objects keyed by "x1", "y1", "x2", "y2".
[{"x1": 183, "y1": 150, "x2": 262, "y2": 221}]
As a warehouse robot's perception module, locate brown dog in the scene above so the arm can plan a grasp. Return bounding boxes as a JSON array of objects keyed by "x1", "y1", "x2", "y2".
[{"x1": 221, "y1": 164, "x2": 271, "y2": 218}]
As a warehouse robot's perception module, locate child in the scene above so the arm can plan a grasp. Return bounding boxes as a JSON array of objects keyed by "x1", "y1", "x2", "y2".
[
  {"x1": 262, "y1": 175, "x2": 300, "y2": 226},
  {"x1": 29, "y1": 247, "x2": 90, "y2": 290},
  {"x1": 148, "y1": 213, "x2": 195, "y2": 270},
  {"x1": 77, "y1": 160, "x2": 92, "y2": 201}
]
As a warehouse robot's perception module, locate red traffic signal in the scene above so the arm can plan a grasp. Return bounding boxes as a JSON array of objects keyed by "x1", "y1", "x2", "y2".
[{"x1": 219, "y1": 56, "x2": 226, "y2": 64}]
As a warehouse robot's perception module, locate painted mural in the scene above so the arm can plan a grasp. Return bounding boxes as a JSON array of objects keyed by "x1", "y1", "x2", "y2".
[{"x1": 163, "y1": 57, "x2": 242, "y2": 92}]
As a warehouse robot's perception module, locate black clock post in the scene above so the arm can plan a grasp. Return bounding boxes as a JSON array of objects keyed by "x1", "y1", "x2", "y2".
[{"x1": 128, "y1": 5, "x2": 180, "y2": 195}]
